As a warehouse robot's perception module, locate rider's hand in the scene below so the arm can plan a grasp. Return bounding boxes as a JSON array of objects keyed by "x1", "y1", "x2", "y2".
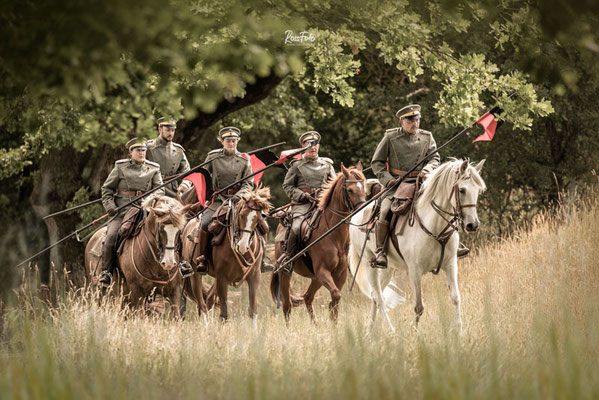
[
  {"x1": 386, "y1": 178, "x2": 399, "y2": 188},
  {"x1": 107, "y1": 207, "x2": 118, "y2": 216}
]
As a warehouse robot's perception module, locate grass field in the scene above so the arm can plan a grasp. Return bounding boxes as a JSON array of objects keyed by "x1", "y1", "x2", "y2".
[{"x1": 1, "y1": 196, "x2": 599, "y2": 399}]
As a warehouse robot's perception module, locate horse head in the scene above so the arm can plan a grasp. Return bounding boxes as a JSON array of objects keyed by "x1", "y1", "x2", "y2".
[
  {"x1": 419, "y1": 158, "x2": 487, "y2": 233},
  {"x1": 319, "y1": 161, "x2": 366, "y2": 212},
  {"x1": 143, "y1": 196, "x2": 190, "y2": 271},
  {"x1": 235, "y1": 187, "x2": 273, "y2": 255}
]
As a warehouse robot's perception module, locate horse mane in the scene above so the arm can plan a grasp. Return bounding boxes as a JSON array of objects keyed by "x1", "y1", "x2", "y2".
[
  {"x1": 318, "y1": 166, "x2": 366, "y2": 210},
  {"x1": 241, "y1": 186, "x2": 273, "y2": 212},
  {"x1": 418, "y1": 158, "x2": 486, "y2": 206},
  {"x1": 142, "y1": 195, "x2": 188, "y2": 230}
]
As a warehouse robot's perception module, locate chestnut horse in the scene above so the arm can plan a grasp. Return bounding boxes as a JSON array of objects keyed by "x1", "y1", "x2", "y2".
[
  {"x1": 270, "y1": 163, "x2": 366, "y2": 321},
  {"x1": 181, "y1": 187, "x2": 272, "y2": 321},
  {"x1": 85, "y1": 196, "x2": 189, "y2": 317}
]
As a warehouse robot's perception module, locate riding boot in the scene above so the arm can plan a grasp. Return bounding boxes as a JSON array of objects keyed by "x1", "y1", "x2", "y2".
[
  {"x1": 372, "y1": 221, "x2": 390, "y2": 268},
  {"x1": 99, "y1": 244, "x2": 114, "y2": 287},
  {"x1": 457, "y1": 242, "x2": 470, "y2": 259},
  {"x1": 277, "y1": 229, "x2": 298, "y2": 273},
  {"x1": 194, "y1": 228, "x2": 210, "y2": 275}
]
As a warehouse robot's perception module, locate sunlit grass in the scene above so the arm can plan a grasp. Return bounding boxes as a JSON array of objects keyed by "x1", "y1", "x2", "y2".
[{"x1": 1, "y1": 196, "x2": 598, "y2": 399}]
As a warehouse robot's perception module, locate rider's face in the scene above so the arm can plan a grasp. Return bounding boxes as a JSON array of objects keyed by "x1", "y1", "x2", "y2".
[
  {"x1": 304, "y1": 142, "x2": 319, "y2": 160},
  {"x1": 159, "y1": 126, "x2": 176, "y2": 141},
  {"x1": 130, "y1": 148, "x2": 147, "y2": 163},
  {"x1": 222, "y1": 138, "x2": 239, "y2": 153},
  {"x1": 400, "y1": 117, "x2": 420, "y2": 134}
]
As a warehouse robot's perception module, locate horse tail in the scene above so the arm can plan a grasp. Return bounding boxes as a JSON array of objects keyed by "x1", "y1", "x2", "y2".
[
  {"x1": 269, "y1": 272, "x2": 280, "y2": 305},
  {"x1": 269, "y1": 272, "x2": 304, "y2": 306},
  {"x1": 382, "y1": 282, "x2": 405, "y2": 311}
]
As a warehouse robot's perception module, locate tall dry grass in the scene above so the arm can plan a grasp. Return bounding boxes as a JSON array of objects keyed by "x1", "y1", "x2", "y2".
[{"x1": 1, "y1": 194, "x2": 598, "y2": 399}]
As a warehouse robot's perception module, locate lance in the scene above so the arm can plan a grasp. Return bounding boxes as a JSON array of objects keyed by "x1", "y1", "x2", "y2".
[
  {"x1": 210, "y1": 141, "x2": 316, "y2": 198},
  {"x1": 41, "y1": 142, "x2": 287, "y2": 220},
  {"x1": 276, "y1": 116, "x2": 487, "y2": 273},
  {"x1": 15, "y1": 142, "x2": 288, "y2": 268}
]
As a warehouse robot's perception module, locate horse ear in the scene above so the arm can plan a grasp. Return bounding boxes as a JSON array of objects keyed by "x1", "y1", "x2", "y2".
[
  {"x1": 474, "y1": 159, "x2": 486, "y2": 173},
  {"x1": 459, "y1": 160, "x2": 469, "y2": 175},
  {"x1": 356, "y1": 160, "x2": 363, "y2": 171},
  {"x1": 341, "y1": 163, "x2": 350, "y2": 178}
]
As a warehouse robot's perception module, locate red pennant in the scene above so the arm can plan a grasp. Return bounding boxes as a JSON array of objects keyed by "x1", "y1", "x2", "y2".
[
  {"x1": 249, "y1": 154, "x2": 266, "y2": 185},
  {"x1": 277, "y1": 148, "x2": 304, "y2": 164},
  {"x1": 183, "y1": 173, "x2": 208, "y2": 206},
  {"x1": 473, "y1": 108, "x2": 503, "y2": 143}
]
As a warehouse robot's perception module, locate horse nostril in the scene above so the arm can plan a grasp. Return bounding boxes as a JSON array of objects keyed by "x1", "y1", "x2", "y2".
[{"x1": 466, "y1": 223, "x2": 478, "y2": 231}]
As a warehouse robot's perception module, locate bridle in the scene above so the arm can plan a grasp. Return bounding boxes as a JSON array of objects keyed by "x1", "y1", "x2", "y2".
[
  {"x1": 131, "y1": 212, "x2": 180, "y2": 284},
  {"x1": 327, "y1": 177, "x2": 366, "y2": 217},
  {"x1": 228, "y1": 199, "x2": 265, "y2": 285},
  {"x1": 413, "y1": 176, "x2": 478, "y2": 274}
]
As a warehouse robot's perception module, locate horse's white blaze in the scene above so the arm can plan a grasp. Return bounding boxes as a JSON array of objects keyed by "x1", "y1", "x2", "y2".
[
  {"x1": 237, "y1": 210, "x2": 257, "y2": 254},
  {"x1": 161, "y1": 224, "x2": 179, "y2": 270},
  {"x1": 357, "y1": 182, "x2": 363, "y2": 191}
]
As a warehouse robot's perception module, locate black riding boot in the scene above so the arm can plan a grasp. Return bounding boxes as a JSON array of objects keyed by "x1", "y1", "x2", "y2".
[
  {"x1": 457, "y1": 243, "x2": 470, "y2": 258},
  {"x1": 194, "y1": 228, "x2": 210, "y2": 275},
  {"x1": 277, "y1": 229, "x2": 298, "y2": 273},
  {"x1": 99, "y1": 245, "x2": 114, "y2": 287},
  {"x1": 372, "y1": 221, "x2": 390, "y2": 268}
]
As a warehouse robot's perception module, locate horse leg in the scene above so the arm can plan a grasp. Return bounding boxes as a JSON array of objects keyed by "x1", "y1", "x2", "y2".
[
  {"x1": 171, "y1": 285, "x2": 183, "y2": 320},
  {"x1": 445, "y1": 260, "x2": 462, "y2": 332},
  {"x1": 189, "y1": 274, "x2": 207, "y2": 318},
  {"x1": 247, "y1": 268, "x2": 260, "y2": 322},
  {"x1": 371, "y1": 268, "x2": 395, "y2": 333},
  {"x1": 315, "y1": 268, "x2": 342, "y2": 321},
  {"x1": 279, "y1": 271, "x2": 293, "y2": 323},
  {"x1": 216, "y1": 278, "x2": 229, "y2": 322},
  {"x1": 303, "y1": 279, "x2": 322, "y2": 323},
  {"x1": 409, "y1": 268, "x2": 424, "y2": 329}
]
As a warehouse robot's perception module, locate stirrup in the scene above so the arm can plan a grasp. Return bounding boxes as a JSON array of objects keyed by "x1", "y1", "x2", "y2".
[
  {"x1": 261, "y1": 255, "x2": 275, "y2": 273},
  {"x1": 276, "y1": 254, "x2": 293, "y2": 274},
  {"x1": 457, "y1": 245, "x2": 470, "y2": 259},
  {"x1": 179, "y1": 261, "x2": 194, "y2": 278},
  {"x1": 195, "y1": 256, "x2": 208, "y2": 275},
  {"x1": 370, "y1": 250, "x2": 388, "y2": 269},
  {"x1": 98, "y1": 271, "x2": 112, "y2": 288}
]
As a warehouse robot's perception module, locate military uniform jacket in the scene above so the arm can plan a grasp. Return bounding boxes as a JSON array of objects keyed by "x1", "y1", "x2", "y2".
[
  {"x1": 204, "y1": 149, "x2": 253, "y2": 211},
  {"x1": 101, "y1": 159, "x2": 164, "y2": 216},
  {"x1": 145, "y1": 136, "x2": 190, "y2": 197},
  {"x1": 282, "y1": 156, "x2": 336, "y2": 215},
  {"x1": 371, "y1": 127, "x2": 440, "y2": 188}
]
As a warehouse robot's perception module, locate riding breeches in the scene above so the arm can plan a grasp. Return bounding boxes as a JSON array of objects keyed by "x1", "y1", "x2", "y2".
[
  {"x1": 101, "y1": 217, "x2": 123, "y2": 271},
  {"x1": 378, "y1": 197, "x2": 393, "y2": 224}
]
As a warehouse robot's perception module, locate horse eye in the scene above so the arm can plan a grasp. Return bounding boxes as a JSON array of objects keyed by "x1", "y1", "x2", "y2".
[{"x1": 459, "y1": 187, "x2": 466, "y2": 194}]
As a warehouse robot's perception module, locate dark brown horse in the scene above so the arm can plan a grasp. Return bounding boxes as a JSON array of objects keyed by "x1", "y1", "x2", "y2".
[
  {"x1": 270, "y1": 163, "x2": 366, "y2": 321},
  {"x1": 85, "y1": 196, "x2": 189, "y2": 317},
  {"x1": 182, "y1": 187, "x2": 272, "y2": 321}
]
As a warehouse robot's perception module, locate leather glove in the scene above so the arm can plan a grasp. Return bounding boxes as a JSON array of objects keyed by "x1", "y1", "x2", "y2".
[{"x1": 107, "y1": 207, "x2": 118, "y2": 216}]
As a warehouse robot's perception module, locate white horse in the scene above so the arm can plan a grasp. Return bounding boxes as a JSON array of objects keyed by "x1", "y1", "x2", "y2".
[{"x1": 349, "y1": 159, "x2": 486, "y2": 333}]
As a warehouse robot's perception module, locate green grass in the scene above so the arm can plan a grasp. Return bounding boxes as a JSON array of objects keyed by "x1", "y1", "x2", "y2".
[{"x1": 1, "y1": 196, "x2": 599, "y2": 399}]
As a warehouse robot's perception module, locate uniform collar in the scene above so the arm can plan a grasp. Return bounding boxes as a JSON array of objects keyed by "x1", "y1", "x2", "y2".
[
  {"x1": 130, "y1": 159, "x2": 144, "y2": 166},
  {"x1": 156, "y1": 136, "x2": 171, "y2": 146}
]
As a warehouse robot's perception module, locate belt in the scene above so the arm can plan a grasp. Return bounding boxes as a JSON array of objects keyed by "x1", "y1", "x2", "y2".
[
  {"x1": 301, "y1": 188, "x2": 318, "y2": 193},
  {"x1": 118, "y1": 190, "x2": 144, "y2": 197},
  {"x1": 389, "y1": 167, "x2": 421, "y2": 178}
]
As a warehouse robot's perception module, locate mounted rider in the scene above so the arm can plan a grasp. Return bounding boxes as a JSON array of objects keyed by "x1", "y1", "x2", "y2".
[
  {"x1": 277, "y1": 131, "x2": 336, "y2": 272},
  {"x1": 194, "y1": 126, "x2": 253, "y2": 274},
  {"x1": 370, "y1": 104, "x2": 440, "y2": 268},
  {"x1": 98, "y1": 138, "x2": 164, "y2": 287},
  {"x1": 144, "y1": 117, "x2": 193, "y2": 277}
]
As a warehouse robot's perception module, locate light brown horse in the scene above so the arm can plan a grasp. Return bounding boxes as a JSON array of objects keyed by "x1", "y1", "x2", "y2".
[
  {"x1": 182, "y1": 187, "x2": 272, "y2": 321},
  {"x1": 85, "y1": 196, "x2": 189, "y2": 317},
  {"x1": 270, "y1": 163, "x2": 366, "y2": 321}
]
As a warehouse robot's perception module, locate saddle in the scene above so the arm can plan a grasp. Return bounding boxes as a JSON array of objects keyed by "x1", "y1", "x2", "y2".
[{"x1": 118, "y1": 206, "x2": 145, "y2": 240}]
